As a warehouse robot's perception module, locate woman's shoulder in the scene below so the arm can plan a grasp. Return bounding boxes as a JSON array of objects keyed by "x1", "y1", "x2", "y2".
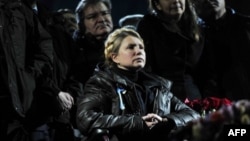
[
  {"x1": 88, "y1": 68, "x2": 113, "y2": 83},
  {"x1": 154, "y1": 74, "x2": 173, "y2": 89},
  {"x1": 141, "y1": 70, "x2": 173, "y2": 89}
]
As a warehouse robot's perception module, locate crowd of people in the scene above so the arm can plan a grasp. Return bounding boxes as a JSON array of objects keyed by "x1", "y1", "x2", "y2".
[{"x1": 0, "y1": 0, "x2": 250, "y2": 141}]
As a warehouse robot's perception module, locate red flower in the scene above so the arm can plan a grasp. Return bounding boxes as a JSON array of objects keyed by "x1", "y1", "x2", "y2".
[
  {"x1": 184, "y1": 98, "x2": 203, "y2": 112},
  {"x1": 184, "y1": 97, "x2": 232, "y2": 113}
]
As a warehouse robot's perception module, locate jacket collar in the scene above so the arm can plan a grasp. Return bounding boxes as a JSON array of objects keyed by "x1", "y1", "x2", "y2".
[{"x1": 94, "y1": 63, "x2": 169, "y2": 89}]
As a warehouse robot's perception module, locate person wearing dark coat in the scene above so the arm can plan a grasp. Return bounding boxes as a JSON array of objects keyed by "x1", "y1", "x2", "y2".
[
  {"x1": 137, "y1": 0, "x2": 204, "y2": 101},
  {"x1": 193, "y1": 0, "x2": 250, "y2": 101},
  {"x1": 72, "y1": 0, "x2": 114, "y2": 87},
  {"x1": 0, "y1": 0, "x2": 53, "y2": 140},
  {"x1": 76, "y1": 28, "x2": 200, "y2": 141},
  {"x1": 27, "y1": 1, "x2": 83, "y2": 141}
]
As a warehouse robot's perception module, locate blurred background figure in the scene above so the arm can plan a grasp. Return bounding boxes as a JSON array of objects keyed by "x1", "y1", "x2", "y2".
[
  {"x1": 137, "y1": 0, "x2": 204, "y2": 101},
  {"x1": 72, "y1": 0, "x2": 114, "y2": 86},
  {"x1": 54, "y1": 8, "x2": 79, "y2": 36},
  {"x1": 0, "y1": 0, "x2": 53, "y2": 140},
  {"x1": 192, "y1": 0, "x2": 250, "y2": 101},
  {"x1": 27, "y1": 0, "x2": 83, "y2": 141},
  {"x1": 118, "y1": 14, "x2": 144, "y2": 30}
]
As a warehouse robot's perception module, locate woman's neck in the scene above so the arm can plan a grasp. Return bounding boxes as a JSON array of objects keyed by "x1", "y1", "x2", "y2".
[{"x1": 113, "y1": 66, "x2": 138, "y2": 82}]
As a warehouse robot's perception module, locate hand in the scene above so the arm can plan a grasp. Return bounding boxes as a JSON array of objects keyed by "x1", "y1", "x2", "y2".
[
  {"x1": 142, "y1": 113, "x2": 162, "y2": 129},
  {"x1": 58, "y1": 91, "x2": 74, "y2": 110}
]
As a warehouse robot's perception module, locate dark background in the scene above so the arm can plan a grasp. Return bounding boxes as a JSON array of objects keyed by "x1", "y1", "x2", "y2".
[{"x1": 40, "y1": 0, "x2": 250, "y2": 26}]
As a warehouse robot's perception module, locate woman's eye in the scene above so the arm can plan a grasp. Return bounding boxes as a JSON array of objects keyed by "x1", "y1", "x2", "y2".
[
  {"x1": 139, "y1": 45, "x2": 144, "y2": 50},
  {"x1": 127, "y1": 45, "x2": 134, "y2": 49}
]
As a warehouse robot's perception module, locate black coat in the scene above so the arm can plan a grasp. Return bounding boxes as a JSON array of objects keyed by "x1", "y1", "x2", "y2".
[
  {"x1": 0, "y1": 0, "x2": 53, "y2": 118},
  {"x1": 196, "y1": 8, "x2": 250, "y2": 100},
  {"x1": 72, "y1": 30, "x2": 106, "y2": 86},
  {"x1": 32, "y1": 1, "x2": 83, "y2": 128},
  {"x1": 76, "y1": 65, "x2": 200, "y2": 141},
  {"x1": 137, "y1": 14, "x2": 204, "y2": 101},
  {"x1": 0, "y1": 1, "x2": 53, "y2": 141}
]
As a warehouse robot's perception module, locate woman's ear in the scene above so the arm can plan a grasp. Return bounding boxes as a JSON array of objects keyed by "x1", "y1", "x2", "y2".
[{"x1": 111, "y1": 53, "x2": 119, "y2": 64}]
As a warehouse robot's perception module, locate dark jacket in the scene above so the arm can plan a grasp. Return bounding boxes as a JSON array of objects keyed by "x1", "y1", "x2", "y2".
[
  {"x1": 0, "y1": 0, "x2": 53, "y2": 118},
  {"x1": 33, "y1": 1, "x2": 83, "y2": 117},
  {"x1": 137, "y1": 13, "x2": 204, "y2": 101},
  {"x1": 30, "y1": 3, "x2": 83, "y2": 138},
  {"x1": 76, "y1": 65, "x2": 200, "y2": 141},
  {"x1": 72, "y1": 30, "x2": 106, "y2": 87},
  {"x1": 197, "y1": 8, "x2": 250, "y2": 100},
  {"x1": 0, "y1": 1, "x2": 53, "y2": 141}
]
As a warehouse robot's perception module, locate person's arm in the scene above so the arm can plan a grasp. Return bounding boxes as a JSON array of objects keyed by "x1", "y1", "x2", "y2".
[{"x1": 166, "y1": 93, "x2": 201, "y2": 127}]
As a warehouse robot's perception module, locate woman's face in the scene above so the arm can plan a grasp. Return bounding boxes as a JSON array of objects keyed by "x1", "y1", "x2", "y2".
[
  {"x1": 83, "y1": 2, "x2": 113, "y2": 39},
  {"x1": 155, "y1": 0, "x2": 185, "y2": 19},
  {"x1": 112, "y1": 36, "x2": 146, "y2": 71}
]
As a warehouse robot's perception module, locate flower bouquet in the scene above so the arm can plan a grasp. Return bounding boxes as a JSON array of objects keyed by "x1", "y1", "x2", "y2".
[{"x1": 184, "y1": 97, "x2": 232, "y2": 117}]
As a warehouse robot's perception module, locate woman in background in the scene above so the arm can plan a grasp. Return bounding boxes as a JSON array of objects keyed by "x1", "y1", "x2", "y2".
[{"x1": 137, "y1": 0, "x2": 204, "y2": 101}]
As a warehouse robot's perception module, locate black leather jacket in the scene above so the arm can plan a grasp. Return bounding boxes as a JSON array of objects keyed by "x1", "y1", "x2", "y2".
[{"x1": 76, "y1": 65, "x2": 200, "y2": 141}]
